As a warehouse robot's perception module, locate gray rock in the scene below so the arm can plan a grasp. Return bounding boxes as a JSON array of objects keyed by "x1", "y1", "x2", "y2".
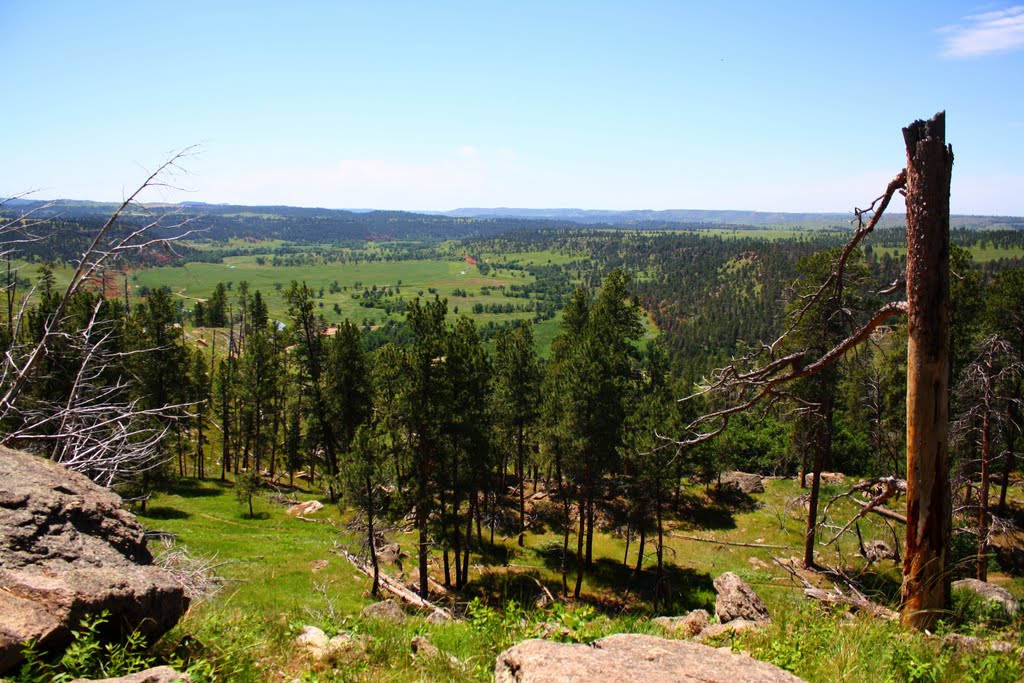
[
  {"x1": 295, "y1": 625, "x2": 330, "y2": 658},
  {"x1": 295, "y1": 625, "x2": 368, "y2": 663},
  {"x1": 941, "y1": 633, "x2": 1016, "y2": 654},
  {"x1": 69, "y1": 665, "x2": 189, "y2": 682},
  {"x1": 0, "y1": 448, "x2": 189, "y2": 675},
  {"x1": 952, "y1": 578, "x2": 1019, "y2": 615},
  {"x1": 819, "y1": 472, "x2": 846, "y2": 486},
  {"x1": 494, "y1": 633, "x2": 806, "y2": 682},
  {"x1": 698, "y1": 619, "x2": 767, "y2": 641},
  {"x1": 714, "y1": 572, "x2": 771, "y2": 623},
  {"x1": 411, "y1": 635, "x2": 440, "y2": 657},
  {"x1": 720, "y1": 472, "x2": 765, "y2": 494},
  {"x1": 426, "y1": 609, "x2": 453, "y2": 624},
  {"x1": 653, "y1": 609, "x2": 710, "y2": 638},
  {"x1": 361, "y1": 598, "x2": 406, "y2": 623}
]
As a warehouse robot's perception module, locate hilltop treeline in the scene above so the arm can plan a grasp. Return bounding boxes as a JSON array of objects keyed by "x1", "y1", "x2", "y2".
[{"x1": 3, "y1": 211, "x2": 1024, "y2": 605}]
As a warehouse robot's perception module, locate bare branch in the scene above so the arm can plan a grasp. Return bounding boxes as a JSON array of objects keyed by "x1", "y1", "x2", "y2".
[{"x1": 0, "y1": 146, "x2": 199, "y2": 420}]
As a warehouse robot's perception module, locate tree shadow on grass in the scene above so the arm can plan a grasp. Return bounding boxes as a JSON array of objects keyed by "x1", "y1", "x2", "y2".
[
  {"x1": 470, "y1": 538, "x2": 516, "y2": 566},
  {"x1": 139, "y1": 506, "x2": 191, "y2": 520},
  {"x1": 535, "y1": 544, "x2": 715, "y2": 615},
  {"x1": 670, "y1": 490, "x2": 753, "y2": 531},
  {"x1": 463, "y1": 566, "x2": 563, "y2": 608},
  {"x1": 162, "y1": 478, "x2": 228, "y2": 498}
]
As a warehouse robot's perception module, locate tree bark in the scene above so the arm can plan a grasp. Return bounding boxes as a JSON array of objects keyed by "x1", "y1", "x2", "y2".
[
  {"x1": 901, "y1": 112, "x2": 953, "y2": 631},
  {"x1": 518, "y1": 421, "x2": 526, "y2": 546},
  {"x1": 978, "y1": 377, "x2": 991, "y2": 582},
  {"x1": 803, "y1": 420, "x2": 825, "y2": 568},
  {"x1": 574, "y1": 489, "x2": 586, "y2": 599}
]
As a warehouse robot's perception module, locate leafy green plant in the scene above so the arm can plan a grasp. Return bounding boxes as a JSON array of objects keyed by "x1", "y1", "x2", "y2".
[{"x1": 12, "y1": 610, "x2": 155, "y2": 683}]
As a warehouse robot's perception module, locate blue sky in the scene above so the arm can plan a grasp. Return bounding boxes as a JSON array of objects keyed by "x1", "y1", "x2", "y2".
[{"x1": 3, "y1": 1, "x2": 1023, "y2": 215}]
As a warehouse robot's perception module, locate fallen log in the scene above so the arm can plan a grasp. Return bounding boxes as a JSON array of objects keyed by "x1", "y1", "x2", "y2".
[
  {"x1": 802, "y1": 587, "x2": 899, "y2": 620},
  {"x1": 336, "y1": 549, "x2": 454, "y2": 621},
  {"x1": 669, "y1": 533, "x2": 788, "y2": 549},
  {"x1": 773, "y1": 557, "x2": 898, "y2": 620}
]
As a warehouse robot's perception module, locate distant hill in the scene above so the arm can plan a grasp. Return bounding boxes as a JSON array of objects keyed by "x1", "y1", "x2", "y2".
[
  {"x1": 441, "y1": 207, "x2": 1024, "y2": 230},
  {"x1": 442, "y1": 207, "x2": 857, "y2": 225},
  {"x1": 3, "y1": 200, "x2": 1022, "y2": 245}
]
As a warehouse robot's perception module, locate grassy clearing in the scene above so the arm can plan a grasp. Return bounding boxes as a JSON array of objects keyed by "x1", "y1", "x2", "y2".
[
  {"x1": 134, "y1": 476, "x2": 1024, "y2": 682},
  {"x1": 873, "y1": 243, "x2": 1024, "y2": 264}
]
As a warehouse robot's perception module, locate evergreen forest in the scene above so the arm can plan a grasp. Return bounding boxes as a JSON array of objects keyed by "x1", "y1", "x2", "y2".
[{"x1": 3, "y1": 195, "x2": 1024, "y2": 682}]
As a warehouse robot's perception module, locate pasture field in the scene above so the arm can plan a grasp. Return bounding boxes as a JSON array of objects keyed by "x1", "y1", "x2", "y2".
[
  {"x1": 11, "y1": 243, "x2": 656, "y2": 356},
  {"x1": 129, "y1": 253, "x2": 543, "y2": 328},
  {"x1": 872, "y1": 242, "x2": 1024, "y2": 264}
]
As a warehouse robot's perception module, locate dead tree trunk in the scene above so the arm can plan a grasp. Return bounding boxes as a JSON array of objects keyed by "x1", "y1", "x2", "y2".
[
  {"x1": 901, "y1": 112, "x2": 954, "y2": 631},
  {"x1": 978, "y1": 369, "x2": 992, "y2": 582}
]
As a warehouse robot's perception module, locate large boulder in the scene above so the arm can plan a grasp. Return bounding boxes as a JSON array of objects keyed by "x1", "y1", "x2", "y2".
[
  {"x1": 495, "y1": 633, "x2": 806, "y2": 682},
  {"x1": 0, "y1": 447, "x2": 189, "y2": 674},
  {"x1": 720, "y1": 472, "x2": 765, "y2": 494},
  {"x1": 714, "y1": 572, "x2": 771, "y2": 624}
]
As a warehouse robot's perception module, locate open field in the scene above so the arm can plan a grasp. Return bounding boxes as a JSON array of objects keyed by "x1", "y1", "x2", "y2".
[
  {"x1": 131, "y1": 254, "x2": 580, "y2": 355},
  {"x1": 872, "y1": 243, "x2": 1024, "y2": 264}
]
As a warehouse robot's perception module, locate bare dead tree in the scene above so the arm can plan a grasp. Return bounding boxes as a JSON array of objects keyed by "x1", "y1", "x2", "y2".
[
  {"x1": 675, "y1": 112, "x2": 953, "y2": 630},
  {"x1": 1, "y1": 297, "x2": 193, "y2": 485},
  {"x1": 951, "y1": 335, "x2": 1022, "y2": 581},
  {"x1": 0, "y1": 147, "x2": 200, "y2": 421},
  {"x1": 0, "y1": 148, "x2": 201, "y2": 485}
]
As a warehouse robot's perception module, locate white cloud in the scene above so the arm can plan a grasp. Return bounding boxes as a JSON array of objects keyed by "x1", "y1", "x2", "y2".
[{"x1": 940, "y1": 5, "x2": 1024, "y2": 58}]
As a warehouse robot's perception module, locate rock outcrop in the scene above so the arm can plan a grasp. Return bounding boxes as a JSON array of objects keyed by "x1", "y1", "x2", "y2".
[
  {"x1": 0, "y1": 447, "x2": 189, "y2": 674},
  {"x1": 714, "y1": 572, "x2": 771, "y2": 624},
  {"x1": 287, "y1": 500, "x2": 324, "y2": 517},
  {"x1": 69, "y1": 666, "x2": 190, "y2": 682},
  {"x1": 653, "y1": 609, "x2": 710, "y2": 638},
  {"x1": 495, "y1": 633, "x2": 806, "y2": 682},
  {"x1": 720, "y1": 472, "x2": 765, "y2": 494},
  {"x1": 361, "y1": 598, "x2": 407, "y2": 623},
  {"x1": 952, "y1": 578, "x2": 1019, "y2": 615}
]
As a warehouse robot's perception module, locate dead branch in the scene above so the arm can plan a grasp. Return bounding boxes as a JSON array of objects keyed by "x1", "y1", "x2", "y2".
[
  {"x1": 820, "y1": 477, "x2": 906, "y2": 545},
  {"x1": 851, "y1": 498, "x2": 907, "y2": 524},
  {"x1": 773, "y1": 557, "x2": 898, "y2": 620},
  {"x1": 770, "y1": 170, "x2": 907, "y2": 355},
  {"x1": 0, "y1": 147, "x2": 200, "y2": 420},
  {"x1": 678, "y1": 301, "x2": 907, "y2": 445},
  {"x1": 335, "y1": 547, "x2": 454, "y2": 621},
  {"x1": 154, "y1": 537, "x2": 227, "y2": 605},
  {"x1": 668, "y1": 532, "x2": 788, "y2": 549}
]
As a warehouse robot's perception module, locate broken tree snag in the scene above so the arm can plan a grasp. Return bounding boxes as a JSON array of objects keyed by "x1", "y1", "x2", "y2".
[{"x1": 901, "y1": 112, "x2": 954, "y2": 632}]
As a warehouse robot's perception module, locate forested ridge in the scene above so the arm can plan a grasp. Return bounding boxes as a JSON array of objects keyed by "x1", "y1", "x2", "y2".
[{"x1": 4, "y1": 196, "x2": 1024, "y2": 681}]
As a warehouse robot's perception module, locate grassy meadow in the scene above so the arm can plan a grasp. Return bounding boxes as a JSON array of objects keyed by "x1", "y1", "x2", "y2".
[{"x1": 132, "y1": 474, "x2": 1024, "y2": 683}]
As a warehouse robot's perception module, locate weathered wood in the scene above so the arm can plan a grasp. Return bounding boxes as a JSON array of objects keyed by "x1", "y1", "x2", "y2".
[
  {"x1": 337, "y1": 549, "x2": 454, "y2": 620},
  {"x1": 901, "y1": 112, "x2": 954, "y2": 631},
  {"x1": 803, "y1": 587, "x2": 899, "y2": 620},
  {"x1": 851, "y1": 498, "x2": 908, "y2": 524}
]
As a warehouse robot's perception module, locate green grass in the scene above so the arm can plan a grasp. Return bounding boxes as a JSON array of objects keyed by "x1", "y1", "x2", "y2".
[
  {"x1": 873, "y1": 243, "x2": 1024, "y2": 264},
  {"x1": 129, "y1": 256, "x2": 543, "y2": 329},
  {"x1": 131, "y1": 474, "x2": 1024, "y2": 682}
]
